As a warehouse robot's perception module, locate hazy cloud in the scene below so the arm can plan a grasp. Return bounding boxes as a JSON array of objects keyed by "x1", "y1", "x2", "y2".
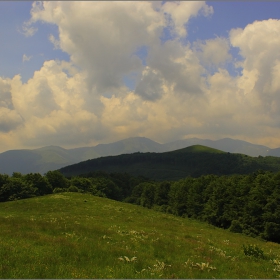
[
  {"x1": 135, "y1": 67, "x2": 165, "y2": 101},
  {"x1": 19, "y1": 21, "x2": 38, "y2": 37},
  {"x1": 22, "y1": 54, "x2": 32, "y2": 62},
  {"x1": 49, "y1": 34, "x2": 60, "y2": 49}
]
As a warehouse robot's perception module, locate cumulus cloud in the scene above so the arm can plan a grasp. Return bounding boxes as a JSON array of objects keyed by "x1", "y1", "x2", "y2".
[
  {"x1": 27, "y1": 1, "x2": 165, "y2": 94},
  {"x1": 134, "y1": 67, "x2": 165, "y2": 101},
  {"x1": 230, "y1": 19, "x2": 280, "y2": 126},
  {"x1": 25, "y1": 1, "x2": 214, "y2": 97},
  {"x1": 2, "y1": 3, "x2": 280, "y2": 152},
  {"x1": 194, "y1": 37, "x2": 232, "y2": 67},
  {"x1": 161, "y1": 1, "x2": 213, "y2": 37},
  {"x1": 7, "y1": 60, "x2": 99, "y2": 147},
  {"x1": 0, "y1": 107, "x2": 24, "y2": 133},
  {"x1": 0, "y1": 78, "x2": 24, "y2": 133},
  {"x1": 145, "y1": 39, "x2": 205, "y2": 96}
]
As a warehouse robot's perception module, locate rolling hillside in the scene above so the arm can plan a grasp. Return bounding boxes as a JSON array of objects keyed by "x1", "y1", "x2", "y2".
[
  {"x1": 1, "y1": 193, "x2": 280, "y2": 278},
  {"x1": 59, "y1": 145, "x2": 280, "y2": 180}
]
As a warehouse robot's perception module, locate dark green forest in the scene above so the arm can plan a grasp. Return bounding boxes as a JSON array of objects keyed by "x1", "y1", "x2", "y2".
[
  {"x1": 1, "y1": 168, "x2": 280, "y2": 244},
  {"x1": 59, "y1": 145, "x2": 280, "y2": 180}
]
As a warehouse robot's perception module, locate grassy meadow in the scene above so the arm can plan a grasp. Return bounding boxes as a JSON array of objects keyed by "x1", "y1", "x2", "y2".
[{"x1": 1, "y1": 192, "x2": 280, "y2": 278}]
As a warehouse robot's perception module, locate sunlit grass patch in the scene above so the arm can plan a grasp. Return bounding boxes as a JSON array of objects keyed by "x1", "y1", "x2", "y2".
[{"x1": 1, "y1": 192, "x2": 280, "y2": 278}]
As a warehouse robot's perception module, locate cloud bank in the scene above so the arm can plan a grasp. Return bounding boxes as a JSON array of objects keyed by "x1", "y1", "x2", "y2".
[{"x1": 1, "y1": 2, "x2": 280, "y2": 152}]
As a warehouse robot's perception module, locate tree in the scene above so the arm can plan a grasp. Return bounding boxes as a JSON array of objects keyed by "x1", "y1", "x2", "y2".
[
  {"x1": 140, "y1": 182, "x2": 156, "y2": 208},
  {"x1": 24, "y1": 173, "x2": 52, "y2": 196},
  {"x1": 263, "y1": 222, "x2": 280, "y2": 242},
  {"x1": 45, "y1": 170, "x2": 69, "y2": 190},
  {"x1": 0, "y1": 177, "x2": 36, "y2": 201},
  {"x1": 168, "y1": 179, "x2": 190, "y2": 216},
  {"x1": 90, "y1": 177, "x2": 121, "y2": 200},
  {"x1": 71, "y1": 177, "x2": 93, "y2": 193},
  {"x1": 154, "y1": 181, "x2": 170, "y2": 206}
]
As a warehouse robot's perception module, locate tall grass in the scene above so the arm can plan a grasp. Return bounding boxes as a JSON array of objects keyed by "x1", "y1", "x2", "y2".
[{"x1": 1, "y1": 193, "x2": 280, "y2": 278}]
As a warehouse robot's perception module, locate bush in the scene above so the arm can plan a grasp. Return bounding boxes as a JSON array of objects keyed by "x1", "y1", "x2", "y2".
[
  {"x1": 53, "y1": 188, "x2": 64, "y2": 193},
  {"x1": 67, "y1": 185, "x2": 79, "y2": 193},
  {"x1": 243, "y1": 244, "x2": 265, "y2": 259}
]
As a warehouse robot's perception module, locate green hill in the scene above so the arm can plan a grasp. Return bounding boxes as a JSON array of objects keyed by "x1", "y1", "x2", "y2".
[
  {"x1": 1, "y1": 193, "x2": 280, "y2": 278},
  {"x1": 59, "y1": 145, "x2": 280, "y2": 180},
  {"x1": 170, "y1": 145, "x2": 225, "y2": 154}
]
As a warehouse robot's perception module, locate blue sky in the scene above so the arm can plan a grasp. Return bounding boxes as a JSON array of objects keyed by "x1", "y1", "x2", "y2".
[
  {"x1": 1, "y1": 1, "x2": 279, "y2": 83},
  {"x1": 0, "y1": 1, "x2": 280, "y2": 152}
]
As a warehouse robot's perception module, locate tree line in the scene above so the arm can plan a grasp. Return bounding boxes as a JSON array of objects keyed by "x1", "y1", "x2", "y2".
[{"x1": 0, "y1": 170, "x2": 280, "y2": 243}]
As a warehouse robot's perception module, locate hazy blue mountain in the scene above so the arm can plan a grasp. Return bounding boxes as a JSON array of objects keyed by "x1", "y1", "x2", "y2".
[
  {"x1": 0, "y1": 137, "x2": 163, "y2": 175},
  {"x1": 0, "y1": 146, "x2": 78, "y2": 175},
  {"x1": 0, "y1": 136, "x2": 276, "y2": 175},
  {"x1": 91, "y1": 137, "x2": 164, "y2": 156},
  {"x1": 267, "y1": 147, "x2": 280, "y2": 157}
]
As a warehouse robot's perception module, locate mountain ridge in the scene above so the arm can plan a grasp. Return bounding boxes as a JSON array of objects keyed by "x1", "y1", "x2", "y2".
[{"x1": 0, "y1": 136, "x2": 275, "y2": 175}]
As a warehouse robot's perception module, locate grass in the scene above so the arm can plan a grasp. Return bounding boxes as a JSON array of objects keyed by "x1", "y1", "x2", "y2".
[{"x1": 1, "y1": 193, "x2": 280, "y2": 278}]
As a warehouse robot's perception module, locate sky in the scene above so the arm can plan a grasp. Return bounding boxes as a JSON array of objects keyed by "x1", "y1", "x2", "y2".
[{"x1": 1, "y1": 1, "x2": 280, "y2": 152}]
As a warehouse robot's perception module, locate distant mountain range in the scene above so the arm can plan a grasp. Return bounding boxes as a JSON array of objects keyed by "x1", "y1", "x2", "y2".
[{"x1": 0, "y1": 136, "x2": 279, "y2": 175}]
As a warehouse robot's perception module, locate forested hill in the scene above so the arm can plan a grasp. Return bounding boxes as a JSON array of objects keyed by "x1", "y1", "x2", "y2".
[{"x1": 59, "y1": 145, "x2": 280, "y2": 180}]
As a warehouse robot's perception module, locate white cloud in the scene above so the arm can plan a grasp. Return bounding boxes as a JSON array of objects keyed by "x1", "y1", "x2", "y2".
[
  {"x1": 7, "y1": 60, "x2": 99, "y2": 148},
  {"x1": 26, "y1": 1, "x2": 213, "y2": 97},
  {"x1": 161, "y1": 1, "x2": 213, "y2": 37},
  {"x1": 135, "y1": 39, "x2": 205, "y2": 100},
  {"x1": 230, "y1": 19, "x2": 280, "y2": 125},
  {"x1": 27, "y1": 1, "x2": 165, "y2": 94},
  {"x1": 2, "y1": 4, "x2": 280, "y2": 152},
  {"x1": 0, "y1": 78, "x2": 24, "y2": 133},
  {"x1": 194, "y1": 37, "x2": 232, "y2": 67}
]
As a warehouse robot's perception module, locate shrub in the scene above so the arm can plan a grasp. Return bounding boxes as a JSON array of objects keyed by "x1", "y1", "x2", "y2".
[
  {"x1": 67, "y1": 185, "x2": 79, "y2": 193},
  {"x1": 243, "y1": 244, "x2": 265, "y2": 259},
  {"x1": 53, "y1": 188, "x2": 64, "y2": 193}
]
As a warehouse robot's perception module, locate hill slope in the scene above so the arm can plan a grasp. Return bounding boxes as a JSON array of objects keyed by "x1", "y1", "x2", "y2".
[
  {"x1": 59, "y1": 144, "x2": 280, "y2": 180},
  {"x1": 1, "y1": 193, "x2": 279, "y2": 278},
  {"x1": 163, "y1": 137, "x2": 270, "y2": 156}
]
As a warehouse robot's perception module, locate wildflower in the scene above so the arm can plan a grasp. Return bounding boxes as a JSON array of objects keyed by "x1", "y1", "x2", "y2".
[
  {"x1": 191, "y1": 262, "x2": 216, "y2": 272},
  {"x1": 118, "y1": 256, "x2": 137, "y2": 262}
]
